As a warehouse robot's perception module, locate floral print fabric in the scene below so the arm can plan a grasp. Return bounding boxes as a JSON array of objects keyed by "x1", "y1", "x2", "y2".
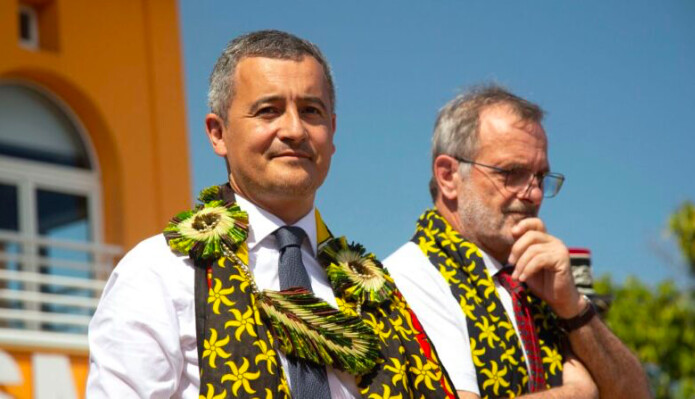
[{"x1": 410, "y1": 209, "x2": 564, "y2": 398}]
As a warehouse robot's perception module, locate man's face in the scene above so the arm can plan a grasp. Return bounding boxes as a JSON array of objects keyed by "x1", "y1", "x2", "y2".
[
  {"x1": 216, "y1": 56, "x2": 335, "y2": 208},
  {"x1": 457, "y1": 104, "x2": 548, "y2": 259}
]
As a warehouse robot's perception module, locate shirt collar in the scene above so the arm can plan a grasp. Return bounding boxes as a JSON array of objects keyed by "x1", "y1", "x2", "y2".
[
  {"x1": 235, "y1": 195, "x2": 318, "y2": 256},
  {"x1": 478, "y1": 248, "x2": 505, "y2": 277}
]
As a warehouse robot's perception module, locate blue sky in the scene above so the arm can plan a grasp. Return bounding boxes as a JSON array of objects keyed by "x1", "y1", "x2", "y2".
[{"x1": 179, "y1": 1, "x2": 695, "y2": 286}]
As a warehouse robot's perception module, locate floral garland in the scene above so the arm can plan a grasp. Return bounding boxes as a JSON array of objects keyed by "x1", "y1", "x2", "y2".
[{"x1": 163, "y1": 186, "x2": 395, "y2": 375}]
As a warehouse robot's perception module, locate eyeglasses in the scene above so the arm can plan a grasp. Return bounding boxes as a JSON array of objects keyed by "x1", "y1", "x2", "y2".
[{"x1": 453, "y1": 156, "x2": 565, "y2": 198}]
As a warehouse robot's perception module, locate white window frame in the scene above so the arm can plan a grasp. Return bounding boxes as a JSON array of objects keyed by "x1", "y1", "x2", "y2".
[{"x1": 0, "y1": 82, "x2": 120, "y2": 351}]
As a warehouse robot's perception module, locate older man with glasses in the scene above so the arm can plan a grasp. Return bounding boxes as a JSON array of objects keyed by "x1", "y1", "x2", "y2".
[{"x1": 385, "y1": 85, "x2": 650, "y2": 399}]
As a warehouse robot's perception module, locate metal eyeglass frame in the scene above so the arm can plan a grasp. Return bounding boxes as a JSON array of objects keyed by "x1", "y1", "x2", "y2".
[{"x1": 452, "y1": 155, "x2": 565, "y2": 198}]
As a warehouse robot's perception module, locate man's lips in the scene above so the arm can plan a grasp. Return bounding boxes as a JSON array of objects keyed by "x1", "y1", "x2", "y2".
[
  {"x1": 503, "y1": 209, "x2": 537, "y2": 218},
  {"x1": 271, "y1": 151, "x2": 312, "y2": 160}
]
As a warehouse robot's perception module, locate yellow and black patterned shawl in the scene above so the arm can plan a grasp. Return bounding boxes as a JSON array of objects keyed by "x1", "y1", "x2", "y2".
[
  {"x1": 167, "y1": 185, "x2": 456, "y2": 398},
  {"x1": 410, "y1": 209, "x2": 565, "y2": 398}
]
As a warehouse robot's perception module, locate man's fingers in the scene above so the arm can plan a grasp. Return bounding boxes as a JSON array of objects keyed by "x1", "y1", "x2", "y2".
[
  {"x1": 512, "y1": 244, "x2": 548, "y2": 281},
  {"x1": 511, "y1": 243, "x2": 545, "y2": 280},
  {"x1": 508, "y1": 230, "x2": 549, "y2": 265},
  {"x1": 511, "y1": 217, "x2": 546, "y2": 239},
  {"x1": 516, "y1": 252, "x2": 552, "y2": 283}
]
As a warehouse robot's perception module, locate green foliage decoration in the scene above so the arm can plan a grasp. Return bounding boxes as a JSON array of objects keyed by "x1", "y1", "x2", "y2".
[
  {"x1": 669, "y1": 200, "x2": 695, "y2": 274},
  {"x1": 319, "y1": 237, "x2": 396, "y2": 306},
  {"x1": 595, "y1": 276, "x2": 695, "y2": 399},
  {"x1": 256, "y1": 288, "x2": 379, "y2": 375}
]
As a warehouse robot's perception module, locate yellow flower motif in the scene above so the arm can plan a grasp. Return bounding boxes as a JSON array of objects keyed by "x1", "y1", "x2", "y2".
[
  {"x1": 459, "y1": 296, "x2": 478, "y2": 321},
  {"x1": 230, "y1": 265, "x2": 251, "y2": 292},
  {"x1": 335, "y1": 296, "x2": 358, "y2": 316},
  {"x1": 408, "y1": 355, "x2": 441, "y2": 391},
  {"x1": 477, "y1": 276, "x2": 496, "y2": 299},
  {"x1": 208, "y1": 278, "x2": 235, "y2": 314},
  {"x1": 425, "y1": 219, "x2": 441, "y2": 235},
  {"x1": 417, "y1": 236, "x2": 439, "y2": 255},
  {"x1": 519, "y1": 366, "x2": 529, "y2": 389},
  {"x1": 224, "y1": 305, "x2": 258, "y2": 340},
  {"x1": 463, "y1": 261, "x2": 480, "y2": 282},
  {"x1": 470, "y1": 338, "x2": 486, "y2": 367},
  {"x1": 480, "y1": 360, "x2": 510, "y2": 396},
  {"x1": 277, "y1": 374, "x2": 290, "y2": 397},
  {"x1": 390, "y1": 315, "x2": 414, "y2": 338},
  {"x1": 384, "y1": 357, "x2": 408, "y2": 387},
  {"x1": 257, "y1": 388, "x2": 273, "y2": 399},
  {"x1": 486, "y1": 301, "x2": 501, "y2": 323},
  {"x1": 474, "y1": 316, "x2": 500, "y2": 347},
  {"x1": 500, "y1": 344, "x2": 520, "y2": 366},
  {"x1": 438, "y1": 229, "x2": 462, "y2": 252},
  {"x1": 221, "y1": 358, "x2": 261, "y2": 396},
  {"x1": 253, "y1": 339, "x2": 278, "y2": 374},
  {"x1": 368, "y1": 384, "x2": 403, "y2": 399},
  {"x1": 199, "y1": 384, "x2": 226, "y2": 399},
  {"x1": 439, "y1": 263, "x2": 461, "y2": 284},
  {"x1": 458, "y1": 282, "x2": 481, "y2": 304},
  {"x1": 542, "y1": 345, "x2": 563, "y2": 375},
  {"x1": 364, "y1": 314, "x2": 392, "y2": 343},
  {"x1": 461, "y1": 242, "x2": 482, "y2": 258},
  {"x1": 202, "y1": 328, "x2": 231, "y2": 368},
  {"x1": 498, "y1": 320, "x2": 515, "y2": 341}
]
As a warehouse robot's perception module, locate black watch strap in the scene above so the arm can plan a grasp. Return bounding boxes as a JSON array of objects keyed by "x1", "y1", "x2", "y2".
[{"x1": 557, "y1": 295, "x2": 596, "y2": 333}]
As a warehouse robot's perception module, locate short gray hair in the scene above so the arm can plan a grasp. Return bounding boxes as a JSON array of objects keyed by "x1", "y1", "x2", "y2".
[
  {"x1": 208, "y1": 30, "x2": 336, "y2": 123},
  {"x1": 429, "y1": 84, "x2": 544, "y2": 201}
]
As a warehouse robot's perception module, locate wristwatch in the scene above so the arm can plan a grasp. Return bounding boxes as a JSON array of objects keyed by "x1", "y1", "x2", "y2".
[{"x1": 557, "y1": 295, "x2": 596, "y2": 333}]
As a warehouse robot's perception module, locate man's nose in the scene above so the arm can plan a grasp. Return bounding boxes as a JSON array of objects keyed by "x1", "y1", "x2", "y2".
[
  {"x1": 518, "y1": 176, "x2": 544, "y2": 204},
  {"x1": 278, "y1": 107, "x2": 307, "y2": 141}
]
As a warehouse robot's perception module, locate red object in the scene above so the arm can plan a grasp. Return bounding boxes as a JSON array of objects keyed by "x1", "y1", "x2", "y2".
[
  {"x1": 498, "y1": 268, "x2": 546, "y2": 392},
  {"x1": 399, "y1": 291, "x2": 456, "y2": 399}
]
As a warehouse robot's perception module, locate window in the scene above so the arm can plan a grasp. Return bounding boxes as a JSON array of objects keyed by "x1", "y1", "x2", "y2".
[
  {"x1": 0, "y1": 83, "x2": 120, "y2": 348},
  {"x1": 0, "y1": 83, "x2": 91, "y2": 168},
  {"x1": 18, "y1": 1, "x2": 60, "y2": 52},
  {"x1": 18, "y1": 5, "x2": 39, "y2": 50}
]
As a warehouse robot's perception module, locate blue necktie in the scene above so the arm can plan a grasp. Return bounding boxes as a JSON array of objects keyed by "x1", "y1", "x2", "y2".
[{"x1": 274, "y1": 226, "x2": 331, "y2": 399}]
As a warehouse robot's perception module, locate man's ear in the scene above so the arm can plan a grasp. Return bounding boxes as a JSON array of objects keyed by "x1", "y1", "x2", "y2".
[
  {"x1": 205, "y1": 113, "x2": 227, "y2": 156},
  {"x1": 433, "y1": 154, "x2": 462, "y2": 201},
  {"x1": 329, "y1": 113, "x2": 337, "y2": 155}
]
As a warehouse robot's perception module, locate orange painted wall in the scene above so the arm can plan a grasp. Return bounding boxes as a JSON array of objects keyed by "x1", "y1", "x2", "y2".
[
  {"x1": 0, "y1": 0, "x2": 192, "y2": 250},
  {"x1": 2, "y1": 349, "x2": 88, "y2": 399}
]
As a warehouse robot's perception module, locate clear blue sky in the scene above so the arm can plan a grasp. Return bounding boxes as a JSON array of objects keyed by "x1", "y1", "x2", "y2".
[{"x1": 179, "y1": 1, "x2": 695, "y2": 286}]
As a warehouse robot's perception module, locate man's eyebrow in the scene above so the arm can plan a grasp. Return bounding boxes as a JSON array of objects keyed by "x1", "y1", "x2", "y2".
[
  {"x1": 499, "y1": 161, "x2": 549, "y2": 173},
  {"x1": 499, "y1": 161, "x2": 527, "y2": 170},
  {"x1": 248, "y1": 95, "x2": 329, "y2": 112},
  {"x1": 299, "y1": 96, "x2": 329, "y2": 110},
  {"x1": 249, "y1": 95, "x2": 283, "y2": 112}
]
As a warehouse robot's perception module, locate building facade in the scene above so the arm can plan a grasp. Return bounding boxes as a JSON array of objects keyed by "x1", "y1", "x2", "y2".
[{"x1": 0, "y1": 1, "x2": 191, "y2": 396}]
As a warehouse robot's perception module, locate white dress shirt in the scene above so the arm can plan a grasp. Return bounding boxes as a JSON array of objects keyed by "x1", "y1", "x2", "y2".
[
  {"x1": 87, "y1": 196, "x2": 359, "y2": 398},
  {"x1": 384, "y1": 241, "x2": 532, "y2": 395}
]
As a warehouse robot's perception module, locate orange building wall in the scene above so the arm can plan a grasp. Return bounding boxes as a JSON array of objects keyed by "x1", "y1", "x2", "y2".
[
  {"x1": 0, "y1": 0, "x2": 192, "y2": 250},
  {"x1": 2, "y1": 350, "x2": 89, "y2": 399}
]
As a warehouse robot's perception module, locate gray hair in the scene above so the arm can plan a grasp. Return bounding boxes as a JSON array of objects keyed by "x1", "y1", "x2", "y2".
[
  {"x1": 208, "y1": 30, "x2": 336, "y2": 123},
  {"x1": 429, "y1": 84, "x2": 545, "y2": 201}
]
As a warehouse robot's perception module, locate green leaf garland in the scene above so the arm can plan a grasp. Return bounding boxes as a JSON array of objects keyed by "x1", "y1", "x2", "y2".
[
  {"x1": 319, "y1": 237, "x2": 396, "y2": 306},
  {"x1": 163, "y1": 185, "x2": 391, "y2": 377},
  {"x1": 257, "y1": 288, "x2": 379, "y2": 375},
  {"x1": 164, "y1": 200, "x2": 248, "y2": 260}
]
